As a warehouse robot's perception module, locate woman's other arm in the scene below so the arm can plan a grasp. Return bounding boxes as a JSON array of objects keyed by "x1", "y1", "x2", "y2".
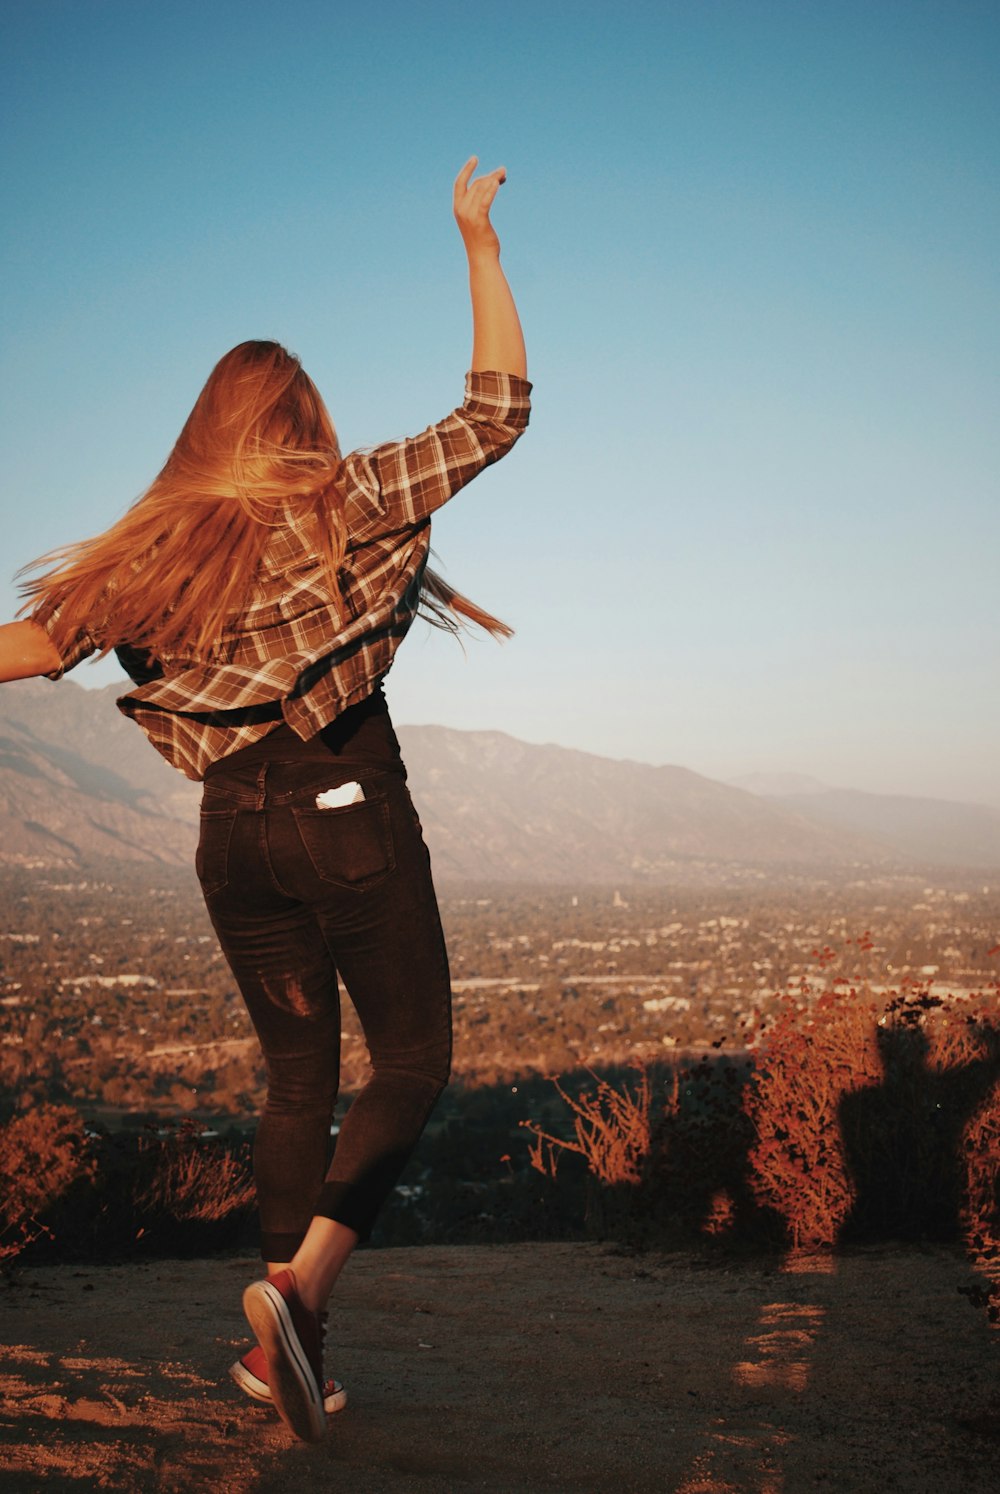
[
  {"x1": 0, "y1": 619, "x2": 63, "y2": 682},
  {"x1": 453, "y1": 157, "x2": 527, "y2": 379}
]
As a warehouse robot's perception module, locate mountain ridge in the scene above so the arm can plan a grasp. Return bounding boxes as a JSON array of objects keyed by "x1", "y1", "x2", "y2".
[{"x1": 1, "y1": 679, "x2": 997, "y2": 878}]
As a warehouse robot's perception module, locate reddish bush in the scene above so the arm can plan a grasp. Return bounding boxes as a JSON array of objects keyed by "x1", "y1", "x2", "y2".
[
  {"x1": 744, "y1": 979, "x2": 1000, "y2": 1251},
  {"x1": 136, "y1": 1121, "x2": 255, "y2": 1225},
  {"x1": 522, "y1": 1066, "x2": 653, "y2": 1185},
  {"x1": 0, "y1": 1104, "x2": 97, "y2": 1265},
  {"x1": 524, "y1": 969, "x2": 1000, "y2": 1257},
  {"x1": 743, "y1": 981, "x2": 882, "y2": 1249}
]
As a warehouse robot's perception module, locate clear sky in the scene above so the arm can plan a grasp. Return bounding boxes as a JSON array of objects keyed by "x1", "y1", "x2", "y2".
[{"x1": 2, "y1": 0, "x2": 997, "y2": 805}]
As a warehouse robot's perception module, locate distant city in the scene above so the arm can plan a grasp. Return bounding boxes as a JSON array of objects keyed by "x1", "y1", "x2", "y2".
[
  {"x1": 1, "y1": 675, "x2": 998, "y2": 1130},
  {"x1": 1, "y1": 865, "x2": 995, "y2": 1125}
]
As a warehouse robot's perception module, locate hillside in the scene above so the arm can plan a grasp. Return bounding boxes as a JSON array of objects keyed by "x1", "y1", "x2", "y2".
[
  {"x1": 2, "y1": 678, "x2": 998, "y2": 878},
  {"x1": 734, "y1": 774, "x2": 1000, "y2": 870}
]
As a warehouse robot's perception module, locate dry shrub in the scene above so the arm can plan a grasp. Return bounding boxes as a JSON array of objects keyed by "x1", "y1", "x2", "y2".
[
  {"x1": 743, "y1": 981, "x2": 883, "y2": 1249},
  {"x1": 521, "y1": 1066, "x2": 652, "y2": 1185},
  {"x1": 746, "y1": 980, "x2": 1000, "y2": 1252},
  {"x1": 137, "y1": 1122, "x2": 255, "y2": 1224},
  {"x1": 0, "y1": 1104, "x2": 97, "y2": 1265},
  {"x1": 522, "y1": 968, "x2": 1000, "y2": 1257},
  {"x1": 929, "y1": 994, "x2": 1000, "y2": 1265},
  {"x1": 521, "y1": 1059, "x2": 767, "y2": 1246}
]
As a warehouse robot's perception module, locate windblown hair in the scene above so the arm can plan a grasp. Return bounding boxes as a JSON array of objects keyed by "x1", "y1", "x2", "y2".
[{"x1": 20, "y1": 340, "x2": 510, "y2": 662}]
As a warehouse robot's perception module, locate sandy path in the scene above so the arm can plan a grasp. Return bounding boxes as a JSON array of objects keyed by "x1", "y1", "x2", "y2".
[{"x1": 0, "y1": 1242, "x2": 997, "y2": 1492}]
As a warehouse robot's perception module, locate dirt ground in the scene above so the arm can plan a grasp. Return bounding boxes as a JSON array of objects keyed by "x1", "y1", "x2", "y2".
[{"x1": 0, "y1": 1241, "x2": 997, "y2": 1493}]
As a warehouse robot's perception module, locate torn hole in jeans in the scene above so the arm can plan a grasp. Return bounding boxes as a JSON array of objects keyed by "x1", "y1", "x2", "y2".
[{"x1": 261, "y1": 972, "x2": 318, "y2": 1018}]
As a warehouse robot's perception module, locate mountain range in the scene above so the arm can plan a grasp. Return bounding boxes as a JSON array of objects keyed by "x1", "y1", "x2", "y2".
[{"x1": 1, "y1": 678, "x2": 998, "y2": 881}]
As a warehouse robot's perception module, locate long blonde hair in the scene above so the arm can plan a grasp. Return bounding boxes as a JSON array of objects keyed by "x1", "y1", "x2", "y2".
[{"x1": 20, "y1": 340, "x2": 510, "y2": 661}]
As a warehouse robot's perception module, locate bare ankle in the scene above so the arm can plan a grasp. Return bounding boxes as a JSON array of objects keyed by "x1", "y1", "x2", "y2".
[{"x1": 297, "y1": 1281, "x2": 326, "y2": 1314}]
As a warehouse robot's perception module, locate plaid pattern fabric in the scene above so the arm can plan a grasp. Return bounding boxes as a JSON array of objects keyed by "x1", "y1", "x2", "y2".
[{"x1": 46, "y1": 371, "x2": 531, "y2": 780}]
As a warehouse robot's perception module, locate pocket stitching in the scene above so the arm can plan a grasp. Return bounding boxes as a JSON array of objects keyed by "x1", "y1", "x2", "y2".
[
  {"x1": 196, "y1": 808, "x2": 237, "y2": 897},
  {"x1": 291, "y1": 797, "x2": 395, "y2": 891}
]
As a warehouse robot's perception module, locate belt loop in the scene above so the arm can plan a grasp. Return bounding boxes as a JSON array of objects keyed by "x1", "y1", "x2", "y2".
[{"x1": 255, "y1": 762, "x2": 268, "y2": 810}]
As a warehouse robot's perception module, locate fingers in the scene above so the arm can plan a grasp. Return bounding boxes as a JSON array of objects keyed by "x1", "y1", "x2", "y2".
[
  {"x1": 476, "y1": 174, "x2": 503, "y2": 215},
  {"x1": 454, "y1": 157, "x2": 507, "y2": 204},
  {"x1": 454, "y1": 156, "x2": 479, "y2": 196},
  {"x1": 453, "y1": 157, "x2": 508, "y2": 255}
]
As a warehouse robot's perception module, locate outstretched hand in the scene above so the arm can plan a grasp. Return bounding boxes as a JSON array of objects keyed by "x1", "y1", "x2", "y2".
[
  {"x1": 453, "y1": 154, "x2": 526, "y2": 377},
  {"x1": 453, "y1": 156, "x2": 506, "y2": 259}
]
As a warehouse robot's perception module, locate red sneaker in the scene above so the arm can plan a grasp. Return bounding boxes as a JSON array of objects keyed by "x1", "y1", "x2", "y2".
[
  {"x1": 243, "y1": 1268, "x2": 326, "y2": 1441},
  {"x1": 230, "y1": 1343, "x2": 347, "y2": 1415}
]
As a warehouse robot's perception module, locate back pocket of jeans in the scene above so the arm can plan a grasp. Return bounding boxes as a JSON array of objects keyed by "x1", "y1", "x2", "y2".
[
  {"x1": 196, "y1": 809, "x2": 237, "y2": 897},
  {"x1": 292, "y1": 796, "x2": 395, "y2": 890}
]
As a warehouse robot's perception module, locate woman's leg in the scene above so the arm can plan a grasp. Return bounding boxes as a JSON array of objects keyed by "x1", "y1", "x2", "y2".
[
  {"x1": 288, "y1": 1219, "x2": 359, "y2": 1310},
  {"x1": 209, "y1": 771, "x2": 450, "y2": 1299},
  {"x1": 201, "y1": 845, "x2": 344, "y2": 1263},
  {"x1": 304, "y1": 772, "x2": 452, "y2": 1256},
  {"x1": 239, "y1": 779, "x2": 450, "y2": 1439},
  {"x1": 207, "y1": 764, "x2": 449, "y2": 1439}
]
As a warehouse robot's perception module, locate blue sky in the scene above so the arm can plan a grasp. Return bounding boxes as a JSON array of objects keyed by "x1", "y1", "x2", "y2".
[{"x1": 2, "y1": 0, "x2": 997, "y2": 804}]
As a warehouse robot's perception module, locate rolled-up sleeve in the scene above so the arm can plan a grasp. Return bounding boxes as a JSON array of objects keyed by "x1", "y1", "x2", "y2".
[
  {"x1": 34, "y1": 606, "x2": 99, "y2": 681},
  {"x1": 342, "y1": 371, "x2": 531, "y2": 545}
]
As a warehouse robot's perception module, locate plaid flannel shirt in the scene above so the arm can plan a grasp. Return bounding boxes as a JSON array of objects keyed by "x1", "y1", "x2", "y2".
[{"x1": 46, "y1": 370, "x2": 531, "y2": 780}]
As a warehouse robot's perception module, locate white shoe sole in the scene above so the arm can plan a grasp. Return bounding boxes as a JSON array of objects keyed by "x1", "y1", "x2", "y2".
[
  {"x1": 229, "y1": 1356, "x2": 347, "y2": 1415},
  {"x1": 243, "y1": 1279, "x2": 326, "y2": 1442}
]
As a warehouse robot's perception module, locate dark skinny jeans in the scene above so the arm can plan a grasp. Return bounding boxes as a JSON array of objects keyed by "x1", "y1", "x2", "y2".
[{"x1": 196, "y1": 697, "x2": 451, "y2": 1260}]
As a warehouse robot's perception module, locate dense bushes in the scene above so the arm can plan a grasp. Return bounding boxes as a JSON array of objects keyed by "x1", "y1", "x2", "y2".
[
  {"x1": 0, "y1": 1104, "x2": 97, "y2": 1265},
  {"x1": 0, "y1": 1116, "x2": 256, "y2": 1266},
  {"x1": 3, "y1": 970, "x2": 997, "y2": 1269},
  {"x1": 523, "y1": 975, "x2": 1000, "y2": 1259},
  {"x1": 745, "y1": 981, "x2": 1000, "y2": 1253}
]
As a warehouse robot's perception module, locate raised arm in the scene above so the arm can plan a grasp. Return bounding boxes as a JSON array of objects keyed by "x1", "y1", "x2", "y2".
[
  {"x1": 453, "y1": 157, "x2": 527, "y2": 379},
  {"x1": 0, "y1": 619, "x2": 63, "y2": 682}
]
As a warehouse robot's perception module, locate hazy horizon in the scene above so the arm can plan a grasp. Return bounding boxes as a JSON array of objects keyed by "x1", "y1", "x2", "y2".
[
  {"x1": 3, "y1": 1, "x2": 997, "y2": 808},
  {"x1": 40, "y1": 669, "x2": 1000, "y2": 813}
]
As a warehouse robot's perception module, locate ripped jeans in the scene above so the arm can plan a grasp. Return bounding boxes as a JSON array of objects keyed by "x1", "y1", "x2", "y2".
[{"x1": 196, "y1": 701, "x2": 451, "y2": 1259}]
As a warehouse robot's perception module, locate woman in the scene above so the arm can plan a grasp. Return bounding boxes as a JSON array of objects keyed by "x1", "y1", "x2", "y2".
[{"x1": 0, "y1": 157, "x2": 529, "y2": 1441}]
